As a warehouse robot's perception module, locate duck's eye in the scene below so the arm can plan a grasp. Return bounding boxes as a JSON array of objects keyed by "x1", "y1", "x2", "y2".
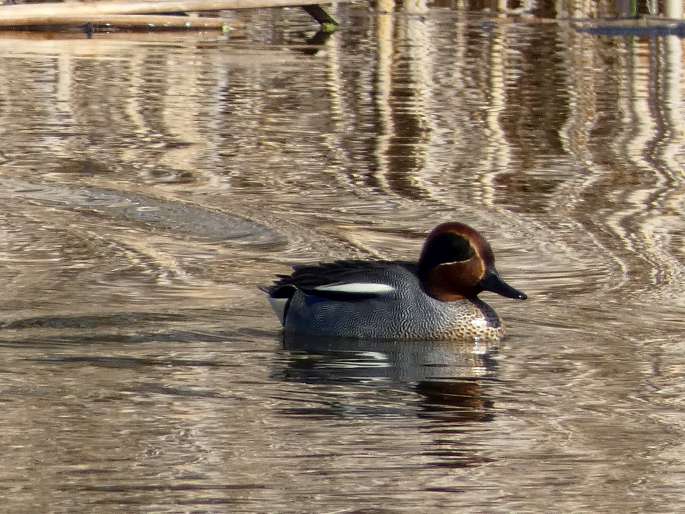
[{"x1": 426, "y1": 232, "x2": 475, "y2": 267}]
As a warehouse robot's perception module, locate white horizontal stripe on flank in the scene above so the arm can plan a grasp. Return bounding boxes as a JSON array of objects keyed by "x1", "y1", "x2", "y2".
[{"x1": 314, "y1": 283, "x2": 395, "y2": 294}]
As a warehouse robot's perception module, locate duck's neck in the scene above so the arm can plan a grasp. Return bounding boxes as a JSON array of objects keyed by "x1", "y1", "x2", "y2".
[{"x1": 418, "y1": 265, "x2": 476, "y2": 302}]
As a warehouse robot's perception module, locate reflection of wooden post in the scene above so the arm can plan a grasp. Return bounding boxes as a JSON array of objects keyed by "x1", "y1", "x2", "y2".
[
  {"x1": 373, "y1": 0, "x2": 394, "y2": 194},
  {"x1": 665, "y1": 0, "x2": 683, "y2": 19},
  {"x1": 661, "y1": 35, "x2": 682, "y2": 171}
]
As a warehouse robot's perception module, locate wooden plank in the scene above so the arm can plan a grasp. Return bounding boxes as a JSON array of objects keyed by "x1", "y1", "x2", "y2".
[
  {"x1": 35, "y1": 14, "x2": 228, "y2": 29},
  {"x1": 0, "y1": 0, "x2": 340, "y2": 26}
]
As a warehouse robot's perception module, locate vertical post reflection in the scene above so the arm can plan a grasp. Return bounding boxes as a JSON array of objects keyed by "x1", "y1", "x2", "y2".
[
  {"x1": 375, "y1": 0, "x2": 395, "y2": 194},
  {"x1": 659, "y1": 35, "x2": 682, "y2": 175},
  {"x1": 664, "y1": 0, "x2": 683, "y2": 19},
  {"x1": 647, "y1": 34, "x2": 685, "y2": 281},
  {"x1": 478, "y1": 22, "x2": 510, "y2": 207},
  {"x1": 373, "y1": 0, "x2": 436, "y2": 200}
]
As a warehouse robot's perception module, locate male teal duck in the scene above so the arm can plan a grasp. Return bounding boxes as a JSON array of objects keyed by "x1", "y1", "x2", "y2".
[{"x1": 264, "y1": 222, "x2": 527, "y2": 341}]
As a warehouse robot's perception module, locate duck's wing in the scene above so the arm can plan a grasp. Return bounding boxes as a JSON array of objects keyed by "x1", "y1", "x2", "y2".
[{"x1": 263, "y1": 260, "x2": 413, "y2": 301}]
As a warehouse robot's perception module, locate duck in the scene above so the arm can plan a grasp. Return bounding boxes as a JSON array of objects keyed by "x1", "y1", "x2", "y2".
[{"x1": 263, "y1": 222, "x2": 527, "y2": 341}]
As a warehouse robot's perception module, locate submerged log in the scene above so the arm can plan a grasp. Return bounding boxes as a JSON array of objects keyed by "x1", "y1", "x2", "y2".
[
  {"x1": 573, "y1": 16, "x2": 685, "y2": 37},
  {"x1": 0, "y1": 0, "x2": 338, "y2": 27}
]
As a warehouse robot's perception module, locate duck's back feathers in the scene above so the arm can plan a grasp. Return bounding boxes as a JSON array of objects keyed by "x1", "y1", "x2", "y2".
[{"x1": 264, "y1": 260, "x2": 413, "y2": 301}]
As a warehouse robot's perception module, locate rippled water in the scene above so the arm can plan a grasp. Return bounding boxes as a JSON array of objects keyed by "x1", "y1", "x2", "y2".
[{"x1": 1, "y1": 1, "x2": 685, "y2": 511}]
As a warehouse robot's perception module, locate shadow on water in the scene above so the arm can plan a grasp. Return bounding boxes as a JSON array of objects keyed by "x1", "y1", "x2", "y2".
[
  {"x1": 2, "y1": 177, "x2": 286, "y2": 246},
  {"x1": 0, "y1": 309, "x2": 272, "y2": 348}
]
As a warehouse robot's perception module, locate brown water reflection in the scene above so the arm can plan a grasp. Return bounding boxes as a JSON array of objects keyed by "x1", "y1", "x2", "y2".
[{"x1": 0, "y1": 1, "x2": 685, "y2": 511}]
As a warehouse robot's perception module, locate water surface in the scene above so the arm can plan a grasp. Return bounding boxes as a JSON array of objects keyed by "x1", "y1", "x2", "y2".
[{"x1": 1, "y1": 1, "x2": 685, "y2": 511}]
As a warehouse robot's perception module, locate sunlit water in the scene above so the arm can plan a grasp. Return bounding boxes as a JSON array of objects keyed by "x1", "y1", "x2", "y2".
[{"x1": 0, "y1": 1, "x2": 685, "y2": 511}]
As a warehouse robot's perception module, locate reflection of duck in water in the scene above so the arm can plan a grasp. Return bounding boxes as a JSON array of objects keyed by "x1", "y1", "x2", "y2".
[
  {"x1": 279, "y1": 335, "x2": 498, "y2": 425},
  {"x1": 264, "y1": 222, "x2": 526, "y2": 342}
]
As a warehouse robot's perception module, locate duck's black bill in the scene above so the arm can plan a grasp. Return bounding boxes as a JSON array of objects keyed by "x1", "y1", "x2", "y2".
[{"x1": 479, "y1": 272, "x2": 527, "y2": 300}]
